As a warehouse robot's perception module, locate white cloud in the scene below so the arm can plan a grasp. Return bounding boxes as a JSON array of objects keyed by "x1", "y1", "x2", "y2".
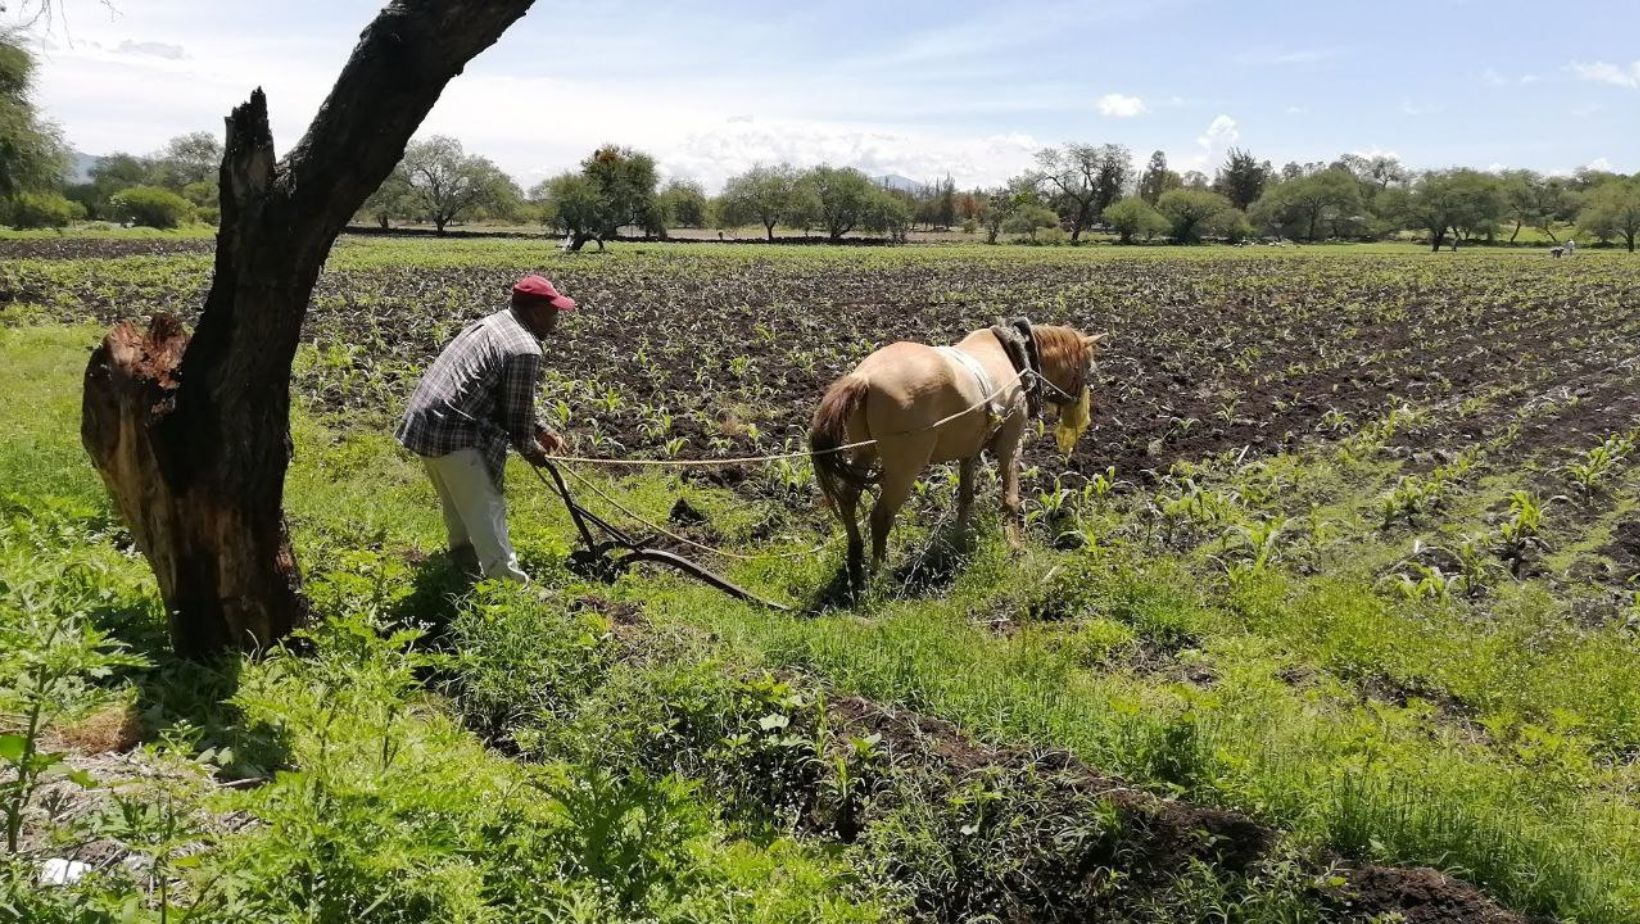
[
  {"x1": 1179, "y1": 114, "x2": 1239, "y2": 173},
  {"x1": 1586, "y1": 157, "x2": 1616, "y2": 172},
  {"x1": 662, "y1": 120, "x2": 1042, "y2": 191},
  {"x1": 1571, "y1": 102, "x2": 1604, "y2": 118},
  {"x1": 1400, "y1": 101, "x2": 1442, "y2": 116},
  {"x1": 1198, "y1": 115, "x2": 1238, "y2": 149},
  {"x1": 1095, "y1": 93, "x2": 1147, "y2": 117},
  {"x1": 1284, "y1": 105, "x2": 1307, "y2": 115},
  {"x1": 1351, "y1": 146, "x2": 1401, "y2": 161},
  {"x1": 1567, "y1": 60, "x2": 1640, "y2": 89}
]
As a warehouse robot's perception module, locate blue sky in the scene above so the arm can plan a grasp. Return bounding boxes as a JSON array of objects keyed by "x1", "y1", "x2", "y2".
[{"x1": 11, "y1": 0, "x2": 1637, "y2": 191}]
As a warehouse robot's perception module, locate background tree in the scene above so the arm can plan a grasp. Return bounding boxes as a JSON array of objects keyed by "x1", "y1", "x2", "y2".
[
  {"x1": 933, "y1": 175, "x2": 957, "y2": 229},
  {"x1": 1181, "y1": 170, "x2": 1211, "y2": 189},
  {"x1": 656, "y1": 178, "x2": 707, "y2": 228},
  {"x1": 399, "y1": 135, "x2": 516, "y2": 235},
  {"x1": 979, "y1": 187, "x2": 1013, "y2": 244},
  {"x1": 1103, "y1": 196, "x2": 1168, "y2": 244},
  {"x1": 1212, "y1": 207, "x2": 1255, "y2": 243},
  {"x1": 1212, "y1": 148, "x2": 1270, "y2": 211},
  {"x1": 864, "y1": 187, "x2": 915, "y2": 242},
  {"x1": 1580, "y1": 178, "x2": 1640, "y2": 252},
  {"x1": 980, "y1": 178, "x2": 1038, "y2": 244},
  {"x1": 1499, "y1": 170, "x2": 1575, "y2": 243},
  {"x1": 536, "y1": 145, "x2": 660, "y2": 249},
  {"x1": 1003, "y1": 202, "x2": 1059, "y2": 242},
  {"x1": 154, "y1": 131, "x2": 223, "y2": 189},
  {"x1": 800, "y1": 165, "x2": 877, "y2": 242},
  {"x1": 0, "y1": 33, "x2": 67, "y2": 210},
  {"x1": 357, "y1": 167, "x2": 414, "y2": 230},
  {"x1": 4, "y1": 190, "x2": 75, "y2": 229},
  {"x1": 1387, "y1": 169, "x2": 1506, "y2": 251},
  {"x1": 1137, "y1": 150, "x2": 1181, "y2": 205},
  {"x1": 68, "y1": 153, "x2": 156, "y2": 219},
  {"x1": 580, "y1": 145, "x2": 662, "y2": 238},
  {"x1": 1158, "y1": 188, "x2": 1232, "y2": 243},
  {"x1": 81, "y1": 0, "x2": 540, "y2": 658},
  {"x1": 1032, "y1": 143, "x2": 1130, "y2": 242},
  {"x1": 719, "y1": 163, "x2": 800, "y2": 241},
  {"x1": 1332, "y1": 152, "x2": 1410, "y2": 196},
  {"x1": 536, "y1": 172, "x2": 607, "y2": 247},
  {"x1": 1249, "y1": 169, "x2": 1363, "y2": 241},
  {"x1": 110, "y1": 186, "x2": 192, "y2": 229}
]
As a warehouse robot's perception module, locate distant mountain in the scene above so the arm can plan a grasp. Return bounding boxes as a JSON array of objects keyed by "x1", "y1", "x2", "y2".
[
  {"x1": 872, "y1": 174, "x2": 922, "y2": 193},
  {"x1": 66, "y1": 151, "x2": 101, "y2": 184}
]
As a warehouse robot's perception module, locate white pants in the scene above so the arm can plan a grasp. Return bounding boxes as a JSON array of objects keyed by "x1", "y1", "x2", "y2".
[{"x1": 422, "y1": 448, "x2": 528, "y2": 582}]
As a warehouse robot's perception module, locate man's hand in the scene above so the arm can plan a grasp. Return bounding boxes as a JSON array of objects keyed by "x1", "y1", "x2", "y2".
[
  {"x1": 534, "y1": 425, "x2": 564, "y2": 454},
  {"x1": 520, "y1": 439, "x2": 552, "y2": 468}
]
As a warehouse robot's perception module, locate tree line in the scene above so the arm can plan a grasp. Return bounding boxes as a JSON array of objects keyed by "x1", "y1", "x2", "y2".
[{"x1": 3, "y1": 34, "x2": 1637, "y2": 250}]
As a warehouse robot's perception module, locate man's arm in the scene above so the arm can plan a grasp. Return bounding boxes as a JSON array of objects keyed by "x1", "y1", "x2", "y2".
[{"x1": 497, "y1": 352, "x2": 549, "y2": 464}]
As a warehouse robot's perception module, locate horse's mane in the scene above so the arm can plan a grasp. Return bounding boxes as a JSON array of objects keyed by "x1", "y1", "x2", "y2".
[{"x1": 1034, "y1": 325, "x2": 1091, "y2": 375}]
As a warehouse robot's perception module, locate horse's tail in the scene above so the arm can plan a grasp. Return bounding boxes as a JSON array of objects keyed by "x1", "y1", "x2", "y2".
[{"x1": 809, "y1": 374, "x2": 875, "y2": 504}]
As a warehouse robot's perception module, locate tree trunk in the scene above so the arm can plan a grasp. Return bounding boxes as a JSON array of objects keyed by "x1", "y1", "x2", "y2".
[
  {"x1": 1509, "y1": 219, "x2": 1521, "y2": 243},
  {"x1": 764, "y1": 221, "x2": 775, "y2": 241},
  {"x1": 81, "y1": 0, "x2": 537, "y2": 658},
  {"x1": 1430, "y1": 228, "x2": 1445, "y2": 252},
  {"x1": 377, "y1": 214, "x2": 390, "y2": 230}
]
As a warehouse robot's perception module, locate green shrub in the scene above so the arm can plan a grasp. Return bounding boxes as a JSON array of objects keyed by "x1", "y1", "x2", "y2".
[
  {"x1": 109, "y1": 185, "x2": 192, "y2": 229},
  {"x1": 445, "y1": 582, "x2": 614, "y2": 742},
  {"x1": 4, "y1": 192, "x2": 75, "y2": 230}
]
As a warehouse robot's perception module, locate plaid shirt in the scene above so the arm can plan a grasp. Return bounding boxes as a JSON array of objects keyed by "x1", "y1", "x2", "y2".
[{"x1": 395, "y1": 307, "x2": 545, "y2": 485}]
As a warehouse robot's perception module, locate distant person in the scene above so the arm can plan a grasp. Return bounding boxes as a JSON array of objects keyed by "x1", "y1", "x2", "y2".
[
  {"x1": 1566, "y1": 238, "x2": 1577, "y2": 256},
  {"x1": 1449, "y1": 237, "x2": 1459, "y2": 253},
  {"x1": 395, "y1": 275, "x2": 575, "y2": 582}
]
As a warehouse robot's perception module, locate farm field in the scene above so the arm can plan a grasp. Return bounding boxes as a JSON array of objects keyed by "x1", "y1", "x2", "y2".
[{"x1": 4, "y1": 236, "x2": 1640, "y2": 922}]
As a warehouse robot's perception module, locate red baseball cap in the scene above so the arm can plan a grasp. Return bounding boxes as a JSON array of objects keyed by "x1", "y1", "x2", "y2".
[{"x1": 512, "y1": 275, "x2": 576, "y2": 311}]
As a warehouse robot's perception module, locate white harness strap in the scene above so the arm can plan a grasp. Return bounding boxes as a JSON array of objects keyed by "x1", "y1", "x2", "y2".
[{"x1": 937, "y1": 346, "x2": 1009, "y2": 434}]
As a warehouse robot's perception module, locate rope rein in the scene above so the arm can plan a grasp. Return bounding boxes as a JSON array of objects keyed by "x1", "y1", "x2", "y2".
[
  {"x1": 541, "y1": 365, "x2": 1049, "y2": 469},
  {"x1": 527, "y1": 344, "x2": 1072, "y2": 564}
]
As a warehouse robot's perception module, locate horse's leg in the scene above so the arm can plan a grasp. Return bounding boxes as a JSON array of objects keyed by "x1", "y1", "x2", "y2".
[
  {"x1": 837, "y1": 484, "x2": 866, "y2": 589},
  {"x1": 956, "y1": 455, "x2": 977, "y2": 535},
  {"x1": 869, "y1": 468, "x2": 919, "y2": 575},
  {"x1": 993, "y1": 430, "x2": 1026, "y2": 550}
]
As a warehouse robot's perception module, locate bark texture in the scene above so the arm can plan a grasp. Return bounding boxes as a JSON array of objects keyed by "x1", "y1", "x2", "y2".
[{"x1": 81, "y1": 0, "x2": 536, "y2": 658}]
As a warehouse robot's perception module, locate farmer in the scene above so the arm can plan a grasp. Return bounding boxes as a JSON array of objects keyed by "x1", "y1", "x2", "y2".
[{"x1": 394, "y1": 274, "x2": 575, "y2": 582}]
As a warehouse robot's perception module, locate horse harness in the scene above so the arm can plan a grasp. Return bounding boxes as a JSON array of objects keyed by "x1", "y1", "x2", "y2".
[
  {"x1": 989, "y1": 317, "x2": 1082, "y2": 416},
  {"x1": 935, "y1": 346, "x2": 1011, "y2": 442},
  {"x1": 935, "y1": 317, "x2": 1078, "y2": 444}
]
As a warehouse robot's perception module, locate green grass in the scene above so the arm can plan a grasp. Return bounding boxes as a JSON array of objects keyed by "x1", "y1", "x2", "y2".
[{"x1": 0, "y1": 222, "x2": 218, "y2": 240}]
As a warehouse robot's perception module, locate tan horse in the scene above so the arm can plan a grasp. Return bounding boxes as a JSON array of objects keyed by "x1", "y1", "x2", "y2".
[{"x1": 809, "y1": 322, "x2": 1102, "y2": 588}]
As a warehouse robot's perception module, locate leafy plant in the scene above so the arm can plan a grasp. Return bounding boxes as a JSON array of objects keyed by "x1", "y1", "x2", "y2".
[{"x1": 1, "y1": 601, "x2": 147, "y2": 852}]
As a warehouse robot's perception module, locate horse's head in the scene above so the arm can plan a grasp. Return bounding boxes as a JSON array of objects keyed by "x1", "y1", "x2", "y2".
[{"x1": 1034, "y1": 326, "x2": 1105, "y2": 453}]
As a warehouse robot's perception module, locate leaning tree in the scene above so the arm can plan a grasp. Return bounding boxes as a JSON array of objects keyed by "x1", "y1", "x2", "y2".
[{"x1": 80, "y1": 1, "x2": 537, "y2": 658}]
